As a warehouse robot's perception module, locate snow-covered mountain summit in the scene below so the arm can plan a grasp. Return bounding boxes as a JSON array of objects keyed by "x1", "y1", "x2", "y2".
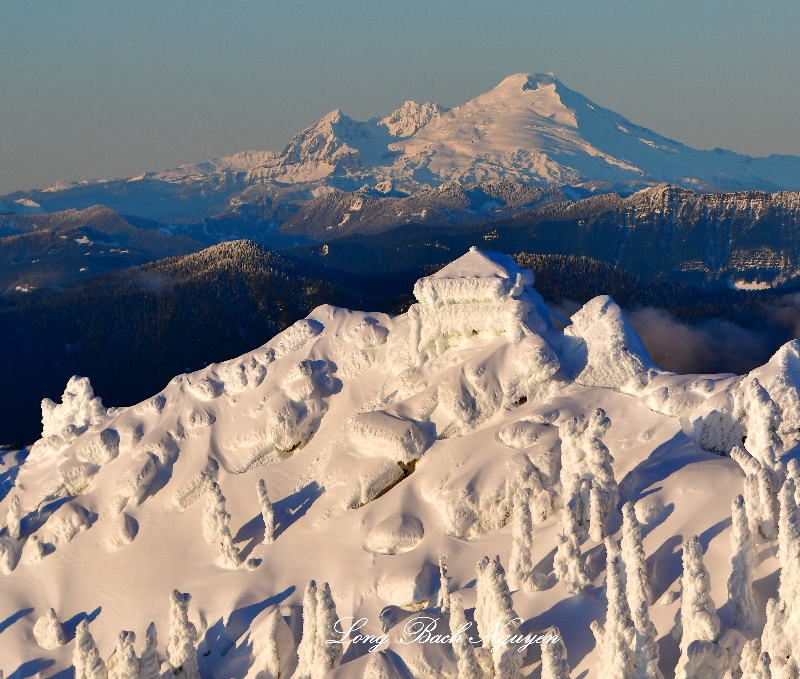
[
  {"x1": 3, "y1": 248, "x2": 800, "y2": 678},
  {"x1": 6, "y1": 73, "x2": 800, "y2": 222},
  {"x1": 245, "y1": 72, "x2": 800, "y2": 192}
]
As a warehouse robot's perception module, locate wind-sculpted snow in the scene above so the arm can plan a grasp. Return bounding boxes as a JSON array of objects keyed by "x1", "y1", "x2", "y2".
[
  {"x1": 5, "y1": 247, "x2": 800, "y2": 678},
  {"x1": 561, "y1": 295, "x2": 659, "y2": 390}
]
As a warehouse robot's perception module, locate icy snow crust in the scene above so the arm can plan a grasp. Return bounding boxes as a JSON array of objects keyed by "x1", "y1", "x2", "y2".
[{"x1": 2, "y1": 247, "x2": 800, "y2": 677}]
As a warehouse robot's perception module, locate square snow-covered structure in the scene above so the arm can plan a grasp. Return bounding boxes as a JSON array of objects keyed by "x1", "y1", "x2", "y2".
[{"x1": 407, "y1": 247, "x2": 552, "y2": 364}]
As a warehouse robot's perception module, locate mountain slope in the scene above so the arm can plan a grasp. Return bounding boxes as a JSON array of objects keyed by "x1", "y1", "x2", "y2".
[
  {"x1": 1, "y1": 248, "x2": 798, "y2": 679},
  {"x1": 0, "y1": 205, "x2": 205, "y2": 290},
  {"x1": 0, "y1": 241, "x2": 364, "y2": 444},
  {"x1": 290, "y1": 185, "x2": 800, "y2": 289}
]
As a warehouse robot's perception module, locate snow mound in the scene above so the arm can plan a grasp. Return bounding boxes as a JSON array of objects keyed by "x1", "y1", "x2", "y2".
[
  {"x1": 366, "y1": 515, "x2": 424, "y2": 554},
  {"x1": 348, "y1": 411, "x2": 429, "y2": 464}
]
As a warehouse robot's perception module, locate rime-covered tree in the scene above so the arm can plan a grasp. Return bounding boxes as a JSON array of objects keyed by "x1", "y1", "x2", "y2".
[
  {"x1": 559, "y1": 409, "x2": 617, "y2": 543},
  {"x1": 762, "y1": 598, "x2": 792, "y2": 674},
  {"x1": 586, "y1": 411, "x2": 619, "y2": 542},
  {"x1": 779, "y1": 477, "x2": 800, "y2": 606},
  {"x1": 203, "y1": 482, "x2": 240, "y2": 569},
  {"x1": 554, "y1": 496, "x2": 590, "y2": 594},
  {"x1": 449, "y1": 594, "x2": 483, "y2": 679},
  {"x1": 474, "y1": 555, "x2": 522, "y2": 679},
  {"x1": 106, "y1": 631, "x2": 139, "y2": 679},
  {"x1": 559, "y1": 418, "x2": 592, "y2": 536},
  {"x1": 293, "y1": 580, "x2": 318, "y2": 679},
  {"x1": 252, "y1": 608, "x2": 296, "y2": 679},
  {"x1": 745, "y1": 378, "x2": 783, "y2": 470},
  {"x1": 740, "y1": 638, "x2": 761, "y2": 679},
  {"x1": 6, "y1": 495, "x2": 21, "y2": 540},
  {"x1": 674, "y1": 537, "x2": 720, "y2": 679},
  {"x1": 73, "y1": 619, "x2": 108, "y2": 679},
  {"x1": 591, "y1": 539, "x2": 635, "y2": 679},
  {"x1": 138, "y1": 623, "x2": 159, "y2": 679},
  {"x1": 541, "y1": 627, "x2": 570, "y2": 679},
  {"x1": 166, "y1": 590, "x2": 199, "y2": 679},
  {"x1": 508, "y1": 487, "x2": 534, "y2": 592},
  {"x1": 436, "y1": 556, "x2": 451, "y2": 616},
  {"x1": 257, "y1": 479, "x2": 276, "y2": 544},
  {"x1": 32, "y1": 608, "x2": 65, "y2": 649},
  {"x1": 788, "y1": 459, "x2": 800, "y2": 502},
  {"x1": 312, "y1": 582, "x2": 342, "y2": 679},
  {"x1": 620, "y1": 503, "x2": 662, "y2": 679},
  {"x1": 782, "y1": 657, "x2": 800, "y2": 679},
  {"x1": 728, "y1": 494, "x2": 758, "y2": 630}
]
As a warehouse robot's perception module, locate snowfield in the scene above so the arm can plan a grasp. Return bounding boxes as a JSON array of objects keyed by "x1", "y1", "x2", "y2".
[{"x1": 2, "y1": 247, "x2": 800, "y2": 679}]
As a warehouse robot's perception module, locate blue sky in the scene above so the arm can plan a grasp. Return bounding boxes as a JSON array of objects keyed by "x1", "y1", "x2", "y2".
[{"x1": 2, "y1": 0, "x2": 799, "y2": 194}]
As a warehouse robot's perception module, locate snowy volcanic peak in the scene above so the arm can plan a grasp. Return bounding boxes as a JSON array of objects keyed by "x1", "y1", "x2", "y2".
[
  {"x1": 8, "y1": 72, "x2": 800, "y2": 220},
  {"x1": 210, "y1": 72, "x2": 800, "y2": 191},
  {"x1": 9, "y1": 247, "x2": 800, "y2": 676}
]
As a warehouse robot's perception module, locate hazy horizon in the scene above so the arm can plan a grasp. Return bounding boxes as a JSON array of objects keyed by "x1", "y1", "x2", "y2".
[{"x1": 2, "y1": 0, "x2": 800, "y2": 195}]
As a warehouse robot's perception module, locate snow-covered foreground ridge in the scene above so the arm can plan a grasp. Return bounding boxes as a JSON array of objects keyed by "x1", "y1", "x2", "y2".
[{"x1": 4, "y1": 248, "x2": 800, "y2": 678}]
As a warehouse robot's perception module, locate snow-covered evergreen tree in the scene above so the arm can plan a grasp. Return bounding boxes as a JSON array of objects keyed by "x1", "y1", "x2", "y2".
[
  {"x1": 202, "y1": 482, "x2": 240, "y2": 568},
  {"x1": 620, "y1": 503, "x2": 663, "y2": 679},
  {"x1": 106, "y1": 631, "x2": 139, "y2": 679},
  {"x1": 166, "y1": 590, "x2": 199, "y2": 679},
  {"x1": 138, "y1": 623, "x2": 159, "y2": 679},
  {"x1": 559, "y1": 409, "x2": 617, "y2": 543},
  {"x1": 74, "y1": 619, "x2": 108, "y2": 679},
  {"x1": 762, "y1": 598, "x2": 792, "y2": 674},
  {"x1": 554, "y1": 496, "x2": 590, "y2": 594},
  {"x1": 756, "y1": 652, "x2": 772, "y2": 679},
  {"x1": 436, "y1": 555, "x2": 451, "y2": 616},
  {"x1": 728, "y1": 494, "x2": 758, "y2": 630},
  {"x1": 782, "y1": 657, "x2": 800, "y2": 679},
  {"x1": 251, "y1": 608, "x2": 296, "y2": 679},
  {"x1": 449, "y1": 593, "x2": 483, "y2": 679},
  {"x1": 674, "y1": 536, "x2": 721, "y2": 679},
  {"x1": 740, "y1": 638, "x2": 761, "y2": 679},
  {"x1": 778, "y1": 477, "x2": 800, "y2": 606},
  {"x1": 759, "y1": 466, "x2": 781, "y2": 541},
  {"x1": 586, "y1": 411, "x2": 619, "y2": 542},
  {"x1": 508, "y1": 487, "x2": 534, "y2": 592},
  {"x1": 559, "y1": 418, "x2": 592, "y2": 537},
  {"x1": 6, "y1": 495, "x2": 21, "y2": 540},
  {"x1": 789, "y1": 459, "x2": 800, "y2": 507},
  {"x1": 745, "y1": 378, "x2": 783, "y2": 470},
  {"x1": 474, "y1": 555, "x2": 522, "y2": 679},
  {"x1": 590, "y1": 539, "x2": 635, "y2": 679},
  {"x1": 312, "y1": 582, "x2": 342, "y2": 679},
  {"x1": 257, "y1": 478, "x2": 276, "y2": 544},
  {"x1": 541, "y1": 627, "x2": 570, "y2": 679},
  {"x1": 293, "y1": 580, "x2": 318, "y2": 679},
  {"x1": 735, "y1": 438, "x2": 783, "y2": 541},
  {"x1": 32, "y1": 607, "x2": 65, "y2": 649}
]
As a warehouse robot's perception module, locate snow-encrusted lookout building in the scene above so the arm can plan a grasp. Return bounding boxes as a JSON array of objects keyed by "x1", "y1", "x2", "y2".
[{"x1": 407, "y1": 247, "x2": 554, "y2": 365}]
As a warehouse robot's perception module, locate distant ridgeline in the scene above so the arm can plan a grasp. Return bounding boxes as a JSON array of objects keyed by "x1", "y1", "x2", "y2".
[{"x1": 0, "y1": 240, "x2": 794, "y2": 446}]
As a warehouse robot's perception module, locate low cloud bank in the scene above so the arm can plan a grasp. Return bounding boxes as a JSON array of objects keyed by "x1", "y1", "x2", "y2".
[{"x1": 627, "y1": 308, "x2": 775, "y2": 375}]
